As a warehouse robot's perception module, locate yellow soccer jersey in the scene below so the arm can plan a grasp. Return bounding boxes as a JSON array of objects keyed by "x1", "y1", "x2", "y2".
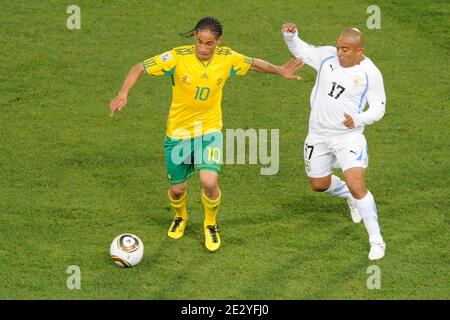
[{"x1": 142, "y1": 45, "x2": 253, "y2": 139}]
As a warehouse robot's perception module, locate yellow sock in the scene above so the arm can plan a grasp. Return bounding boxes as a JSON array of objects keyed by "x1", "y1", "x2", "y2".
[
  {"x1": 168, "y1": 190, "x2": 188, "y2": 220},
  {"x1": 201, "y1": 190, "x2": 221, "y2": 227}
]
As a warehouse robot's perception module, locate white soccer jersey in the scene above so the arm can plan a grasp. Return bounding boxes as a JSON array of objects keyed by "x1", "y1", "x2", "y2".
[{"x1": 283, "y1": 30, "x2": 386, "y2": 142}]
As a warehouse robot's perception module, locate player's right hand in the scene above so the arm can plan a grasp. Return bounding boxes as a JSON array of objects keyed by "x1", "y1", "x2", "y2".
[
  {"x1": 280, "y1": 58, "x2": 304, "y2": 80},
  {"x1": 282, "y1": 23, "x2": 297, "y2": 33},
  {"x1": 109, "y1": 93, "x2": 128, "y2": 117}
]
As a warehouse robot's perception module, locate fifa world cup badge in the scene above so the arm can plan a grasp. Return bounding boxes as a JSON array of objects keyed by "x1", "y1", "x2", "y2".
[{"x1": 161, "y1": 52, "x2": 173, "y2": 62}]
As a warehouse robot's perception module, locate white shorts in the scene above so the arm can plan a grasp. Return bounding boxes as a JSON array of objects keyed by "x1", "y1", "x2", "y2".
[{"x1": 303, "y1": 133, "x2": 369, "y2": 178}]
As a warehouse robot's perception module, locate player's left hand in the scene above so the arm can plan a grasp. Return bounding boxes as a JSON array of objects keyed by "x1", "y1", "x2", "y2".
[
  {"x1": 343, "y1": 113, "x2": 355, "y2": 128},
  {"x1": 280, "y1": 58, "x2": 304, "y2": 80}
]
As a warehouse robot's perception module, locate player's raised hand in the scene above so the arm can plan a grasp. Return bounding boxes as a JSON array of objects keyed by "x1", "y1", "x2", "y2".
[
  {"x1": 109, "y1": 92, "x2": 128, "y2": 117},
  {"x1": 343, "y1": 113, "x2": 355, "y2": 128},
  {"x1": 280, "y1": 58, "x2": 304, "y2": 80},
  {"x1": 282, "y1": 23, "x2": 298, "y2": 33}
]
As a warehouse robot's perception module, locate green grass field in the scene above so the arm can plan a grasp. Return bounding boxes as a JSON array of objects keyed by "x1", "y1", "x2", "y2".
[{"x1": 1, "y1": 0, "x2": 449, "y2": 299}]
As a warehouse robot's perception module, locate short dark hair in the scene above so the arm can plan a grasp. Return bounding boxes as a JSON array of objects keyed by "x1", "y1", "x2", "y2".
[{"x1": 181, "y1": 16, "x2": 222, "y2": 38}]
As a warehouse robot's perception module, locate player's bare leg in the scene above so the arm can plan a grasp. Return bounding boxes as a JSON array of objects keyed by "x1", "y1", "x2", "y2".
[
  {"x1": 309, "y1": 175, "x2": 361, "y2": 223},
  {"x1": 199, "y1": 170, "x2": 221, "y2": 252},
  {"x1": 199, "y1": 170, "x2": 220, "y2": 199},
  {"x1": 343, "y1": 167, "x2": 367, "y2": 199},
  {"x1": 344, "y1": 167, "x2": 385, "y2": 260},
  {"x1": 308, "y1": 175, "x2": 332, "y2": 192},
  {"x1": 169, "y1": 182, "x2": 188, "y2": 199},
  {"x1": 167, "y1": 182, "x2": 189, "y2": 239}
]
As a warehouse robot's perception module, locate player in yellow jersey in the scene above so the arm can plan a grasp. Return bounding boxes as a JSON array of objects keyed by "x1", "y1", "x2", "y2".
[{"x1": 109, "y1": 17, "x2": 303, "y2": 252}]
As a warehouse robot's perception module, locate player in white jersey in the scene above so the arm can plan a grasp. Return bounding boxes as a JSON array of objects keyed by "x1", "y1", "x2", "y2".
[{"x1": 282, "y1": 24, "x2": 386, "y2": 260}]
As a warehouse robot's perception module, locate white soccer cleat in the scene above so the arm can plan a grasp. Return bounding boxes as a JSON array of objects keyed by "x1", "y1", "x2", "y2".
[
  {"x1": 369, "y1": 242, "x2": 386, "y2": 260},
  {"x1": 347, "y1": 198, "x2": 362, "y2": 223}
]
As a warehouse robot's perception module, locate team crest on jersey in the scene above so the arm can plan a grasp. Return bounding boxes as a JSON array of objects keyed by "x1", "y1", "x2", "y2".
[
  {"x1": 353, "y1": 76, "x2": 363, "y2": 87},
  {"x1": 161, "y1": 52, "x2": 173, "y2": 62},
  {"x1": 182, "y1": 75, "x2": 192, "y2": 84},
  {"x1": 217, "y1": 78, "x2": 223, "y2": 86}
]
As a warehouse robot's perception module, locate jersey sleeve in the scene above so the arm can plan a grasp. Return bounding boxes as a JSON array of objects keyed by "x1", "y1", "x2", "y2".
[
  {"x1": 353, "y1": 70, "x2": 386, "y2": 127},
  {"x1": 229, "y1": 50, "x2": 253, "y2": 77},
  {"x1": 283, "y1": 30, "x2": 336, "y2": 71},
  {"x1": 142, "y1": 49, "x2": 178, "y2": 76}
]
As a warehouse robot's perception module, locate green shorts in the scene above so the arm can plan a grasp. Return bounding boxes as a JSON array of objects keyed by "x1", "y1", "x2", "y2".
[{"x1": 164, "y1": 132, "x2": 223, "y2": 185}]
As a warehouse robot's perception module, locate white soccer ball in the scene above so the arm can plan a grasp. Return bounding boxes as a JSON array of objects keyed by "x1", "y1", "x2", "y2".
[{"x1": 109, "y1": 234, "x2": 144, "y2": 268}]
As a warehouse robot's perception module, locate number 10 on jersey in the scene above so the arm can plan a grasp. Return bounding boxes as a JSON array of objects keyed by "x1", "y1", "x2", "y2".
[{"x1": 195, "y1": 86, "x2": 210, "y2": 101}]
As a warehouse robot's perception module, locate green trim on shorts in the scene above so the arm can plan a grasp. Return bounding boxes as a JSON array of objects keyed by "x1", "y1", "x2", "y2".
[
  {"x1": 168, "y1": 171, "x2": 196, "y2": 185},
  {"x1": 195, "y1": 164, "x2": 220, "y2": 173}
]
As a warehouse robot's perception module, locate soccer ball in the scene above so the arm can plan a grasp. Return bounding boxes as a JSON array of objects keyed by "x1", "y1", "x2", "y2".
[{"x1": 109, "y1": 234, "x2": 144, "y2": 268}]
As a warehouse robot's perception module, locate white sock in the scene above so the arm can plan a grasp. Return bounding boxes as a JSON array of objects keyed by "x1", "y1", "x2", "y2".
[
  {"x1": 325, "y1": 175, "x2": 352, "y2": 199},
  {"x1": 355, "y1": 191, "x2": 383, "y2": 244}
]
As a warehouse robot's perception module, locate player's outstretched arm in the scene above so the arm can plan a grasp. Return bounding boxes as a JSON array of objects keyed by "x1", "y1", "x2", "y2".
[
  {"x1": 282, "y1": 23, "x2": 335, "y2": 71},
  {"x1": 250, "y1": 58, "x2": 304, "y2": 80},
  {"x1": 109, "y1": 63, "x2": 145, "y2": 117}
]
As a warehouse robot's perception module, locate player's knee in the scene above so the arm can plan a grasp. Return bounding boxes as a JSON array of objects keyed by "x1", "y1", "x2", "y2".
[
  {"x1": 308, "y1": 178, "x2": 330, "y2": 192},
  {"x1": 347, "y1": 183, "x2": 367, "y2": 199},
  {"x1": 200, "y1": 174, "x2": 217, "y2": 190},
  {"x1": 201, "y1": 180, "x2": 219, "y2": 199},
  {"x1": 202, "y1": 182, "x2": 218, "y2": 195},
  {"x1": 169, "y1": 185, "x2": 187, "y2": 199},
  {"x1": 310, "y1": 185, "x2": 328, "y2": 192}
]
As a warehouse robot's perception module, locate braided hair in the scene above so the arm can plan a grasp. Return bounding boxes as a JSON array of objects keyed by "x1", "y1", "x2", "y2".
[{"x1": 181, "y1": 16, "x2": 222, "y2": 38}]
